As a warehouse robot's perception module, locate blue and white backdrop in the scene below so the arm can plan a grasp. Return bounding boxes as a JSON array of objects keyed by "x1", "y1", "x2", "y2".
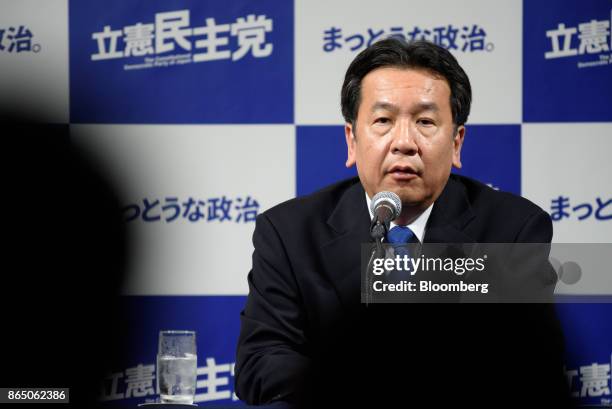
[{"x1": 1, "y1": 0, "x2": 611, "y2": 406}]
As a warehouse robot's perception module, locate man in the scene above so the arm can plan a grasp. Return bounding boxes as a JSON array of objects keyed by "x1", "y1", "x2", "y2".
[{"x1": 236, "y1": 39, "x2": 572, "y2": 408}]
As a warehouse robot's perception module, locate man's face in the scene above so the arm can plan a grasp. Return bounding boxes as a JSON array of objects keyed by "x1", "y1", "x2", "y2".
[{"x1": 345, "y1": 67, "x2": 465, "y2": 215}]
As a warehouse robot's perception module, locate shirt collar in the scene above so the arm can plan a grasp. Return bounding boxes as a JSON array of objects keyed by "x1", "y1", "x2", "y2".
[{"x1": 366, "y1": 192, "x2": 433, "y2": 243}]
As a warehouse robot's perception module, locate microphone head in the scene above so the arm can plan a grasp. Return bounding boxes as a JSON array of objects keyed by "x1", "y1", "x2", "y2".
[{"x1": 370, "y1": 191, "x2": 402, "y2": 220}]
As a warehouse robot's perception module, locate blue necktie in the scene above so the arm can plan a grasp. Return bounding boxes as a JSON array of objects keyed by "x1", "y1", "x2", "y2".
[
  {"x1": 387, "y1": 225, "x2": 415, "y2": 246},
  {"x1": 386, "y1": 226, "x2": 416, "y2": 280}
]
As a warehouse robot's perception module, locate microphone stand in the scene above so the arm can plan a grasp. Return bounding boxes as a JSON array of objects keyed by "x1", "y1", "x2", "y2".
[{"x1": 365, "y1": 217, "x2": 390, "y2": 305}]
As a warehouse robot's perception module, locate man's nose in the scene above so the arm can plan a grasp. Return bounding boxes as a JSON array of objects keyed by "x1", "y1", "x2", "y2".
[{"x1": 390, "y1": 125, "x2": 418, "y2": 155}]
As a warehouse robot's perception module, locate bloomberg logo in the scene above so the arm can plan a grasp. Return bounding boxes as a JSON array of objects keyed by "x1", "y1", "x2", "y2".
[{"x1": 90, "y1": 9, "x2": 274, "y2": 71}]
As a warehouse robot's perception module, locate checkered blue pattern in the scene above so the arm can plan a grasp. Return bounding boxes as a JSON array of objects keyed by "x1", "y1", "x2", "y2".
[{"x1": 2, "y1": 0, "x2": 610, "y2": 406}]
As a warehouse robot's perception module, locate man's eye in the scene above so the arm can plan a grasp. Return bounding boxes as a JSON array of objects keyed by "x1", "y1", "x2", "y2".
[
  {"x1": 375, "y1": 117, "x2": 390, "y2": 124},
  {"x1": 418, "y1": 118, "x2": 435, "y2": 126}
]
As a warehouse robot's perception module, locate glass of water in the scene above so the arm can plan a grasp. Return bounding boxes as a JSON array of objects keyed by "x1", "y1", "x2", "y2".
[{"x1": 157, "y1": 330, "x2": 197, "y2": 404}]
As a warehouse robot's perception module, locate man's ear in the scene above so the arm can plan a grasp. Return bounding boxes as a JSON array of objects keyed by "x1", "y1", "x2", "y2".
[
  {"x1": 345, "y1": 123, "x2": 356, "y2": 168},
  {"x1": 452, "y1": 125, "x2": 465, "y2": 169}
]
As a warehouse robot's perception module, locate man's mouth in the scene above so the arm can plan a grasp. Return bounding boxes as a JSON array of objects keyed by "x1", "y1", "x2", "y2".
[{"x1": 388, "y1": 165, "x2": 419, "y2": 180}]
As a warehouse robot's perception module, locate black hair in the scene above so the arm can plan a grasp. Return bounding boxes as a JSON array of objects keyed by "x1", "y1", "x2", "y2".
[{"x1": 341, "y1": 38, "x2": 472, "y2": 128}]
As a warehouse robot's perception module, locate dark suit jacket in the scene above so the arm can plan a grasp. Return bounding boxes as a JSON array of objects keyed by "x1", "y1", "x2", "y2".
[{"x1": 235, "y1": 175, "x2": 573, "y2": 408}]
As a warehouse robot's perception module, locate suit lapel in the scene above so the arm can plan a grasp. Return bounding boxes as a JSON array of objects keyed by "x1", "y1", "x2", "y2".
[
  {"x1": 424, "y1": 175, "x2": 476, "y2": 244},
  {"x1": 320, "y1": 180, "x2": 371, "y2": 313}
]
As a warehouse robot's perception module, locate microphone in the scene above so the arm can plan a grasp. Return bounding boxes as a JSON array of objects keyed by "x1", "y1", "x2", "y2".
[{"x1": 370, "y1": 191, "x2": 401, "y2": 241}]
